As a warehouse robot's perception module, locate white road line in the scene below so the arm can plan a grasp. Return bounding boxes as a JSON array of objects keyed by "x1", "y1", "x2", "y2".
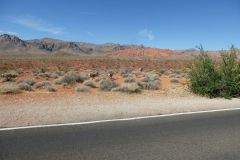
[{"x1": 1, "y1": 107, "x2": 240, "y2": 131}]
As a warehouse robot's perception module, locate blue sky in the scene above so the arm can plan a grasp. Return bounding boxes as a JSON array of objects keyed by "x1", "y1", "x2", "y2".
[{"x1": 0, "y1": 0, "x2": 239, "y2": 50}]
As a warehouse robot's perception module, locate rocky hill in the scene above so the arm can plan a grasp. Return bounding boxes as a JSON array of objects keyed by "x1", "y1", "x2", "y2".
[
  {"x1": 0, "y1": 34, "x2": 222, "y2": 58},
  {"x1": 0, "y1": 34, "x2": 139, "y2": 55}
]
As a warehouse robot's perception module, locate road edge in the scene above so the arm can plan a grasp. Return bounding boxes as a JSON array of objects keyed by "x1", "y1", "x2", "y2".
[{"x1": 1, "y1": 107, "x2": 240, "y2": 131}]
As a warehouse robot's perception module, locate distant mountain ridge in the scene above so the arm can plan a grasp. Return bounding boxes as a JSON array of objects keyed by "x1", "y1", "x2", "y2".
[
  {"x1": 0, "y1": 34, "x2": 140, "y2": 55},
  {"x1": 0, "y1": 34, "x2": 223, "y2": 58}
]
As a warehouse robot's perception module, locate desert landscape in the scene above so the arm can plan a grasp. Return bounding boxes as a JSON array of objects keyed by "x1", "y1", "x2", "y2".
[
  {"x1": 2, "y1": 1, "x2": 240, "y2": 160},
  {"x1": 0, "y1": 34, "x2": 192, "y2": 97},
  {"x1": 0, "y1": 34, "x2": 240, "y2": 128}
]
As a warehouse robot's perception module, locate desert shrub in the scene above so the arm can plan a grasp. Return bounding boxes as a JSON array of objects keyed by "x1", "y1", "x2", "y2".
[
  {"x1": 34, "y1": 81, "x2": 51, "y2": 88},
  {"x1": 49, "y1": 73, "x2": 59, "y2": 79},
  {"x1": 83, "y1": 80, "x2": 97, "y2": 88},
  {"x1": 18, "y1": 79, "x2": 36, "y2": 86},
  {"x1": 173, "y1": 70, "x2": 181, "y2": 75},
  {"x1": 139, "y1": 72, "x2": 160, "y2": 90},
  {"x1": 189, "y1": 45, "x2": 240, "y2": 98},
  {"x1": 57, "y1": 72, "x2": 86, "y2": 85},
  {"x1": 181, "y1": 73, "x2": 189, "y2": 78},
  {"x1": 75, "y1": 86, "x2": 90, "y2": 92},
  {"x1": 18, "y1": 82, "x2": 32, "y2": 91},
  {"x1": 189, "y1": 47, "x2": 221, "y2": 97},
  {"x1": 169, "y1": 74, "x2": 176, "y2": 78},
  {"x1": 33, "y1": 68, "x2": 46, "y2": 74},
  {"x1": 112, "y1": 83, "x2": 141, "y2": 93},
  {"x1": 38, "y1": 72, "x2": 59, "y2": 79},
  {"x1": 47, "y1": 86, "x2": 57, "y2": 92},
  {"x1": 120, "y1": 68, "x2": 133, "y2": 78},
  {"x1": 54, "y1": 79, "x2": 62, "y2": 85},
  {"x1": 218, "y1": 47, "x2": 240, "y2": 97},
  {"x1": 138, "y1": 80, "x2": 160, "y2": 90},
  {"x1": 164, "y1": 70, "x2": 173, "y2": 75},
  {"x1": 142, "y1": 73, "x2": 159, "y2": 82},
  {"x1": 159, "y1": 68, "x2": 167, "y2": 74},
  {"x1": 57, "y1": 66, "x2": 70, "y2": 73},
  {"x1": 55, "y1": 70, "x2": 65, "y2": 76},
  {"x1": 94, "y1": 77, "x2": 101, "y2": 82},
  {"x1": 1, "y1": 70, "x2": 18, "y2": 81},
  {"x1": 120, "y1": 68, "x2": 132, "y2": 75},
  {"x1": 0, "y1": 83, "x2": 21, "y2": 94},
  {"x1": 122, "y1": 73, "x2": 130, "y2": 78},
  {"x1": 16, "y1": 68, "x2": 24, "y2": 74},
  {"x1": 99, "y1": 79, "x2": 118, "y2": 91},
  {"x1": 124, "y1": 77, "x2": 136, "y2": 83},
  {"x1": 38, "y1": 72, "x2": 51, "y2": 78},
  {"x1": 170, "y1": 78, "x2": 180, "y2": 83}
]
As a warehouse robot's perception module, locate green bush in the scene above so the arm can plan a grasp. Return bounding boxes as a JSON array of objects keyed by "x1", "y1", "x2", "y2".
[
  {"x1": 219, "y1": 47, "x2": 240, "y2": 97},
  {"x1": 189, "y1": 45, "x2": 240, "y2": 98}
]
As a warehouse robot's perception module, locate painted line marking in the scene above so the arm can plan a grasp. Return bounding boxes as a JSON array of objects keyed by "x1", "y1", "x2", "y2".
[{"x1": 1, "y1": 107, "x2": 240, "y2": 131}]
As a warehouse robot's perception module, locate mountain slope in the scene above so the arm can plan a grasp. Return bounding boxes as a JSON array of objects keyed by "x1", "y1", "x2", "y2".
[
  {"x1": 0, "y1": 34, "x2": 139, "y2": 55},
  {"x1": 107, "y1": 48, "x2": 192, "y2": 59}
]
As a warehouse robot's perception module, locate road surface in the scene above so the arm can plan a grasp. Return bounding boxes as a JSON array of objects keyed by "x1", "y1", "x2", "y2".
[{"x1": 1, "y1": 109, "x2": 240, "y2": 160}]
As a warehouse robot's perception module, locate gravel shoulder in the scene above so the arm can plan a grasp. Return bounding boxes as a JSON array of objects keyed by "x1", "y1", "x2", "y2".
[{"x1": 0, "y1": 91, "x2": 240, "y2": 128}]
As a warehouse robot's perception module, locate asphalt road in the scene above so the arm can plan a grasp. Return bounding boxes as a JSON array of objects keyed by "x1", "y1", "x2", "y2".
[{"x1": 1, "y1": 110, "x2": 240, "y2": 160}]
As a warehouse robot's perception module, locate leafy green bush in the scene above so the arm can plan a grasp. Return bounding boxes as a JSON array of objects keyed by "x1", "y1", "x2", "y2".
[
  {"x1": 189, "y1": 45, "x2": 240, "y2": 98},
  {"x1": 218, "y1": 47, "x2": 240, "y2": 97}
]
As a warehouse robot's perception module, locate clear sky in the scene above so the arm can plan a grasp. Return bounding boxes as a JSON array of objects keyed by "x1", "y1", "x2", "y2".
[{"x1": 0, "y1": 0, "x2": 239, "y2": 50}]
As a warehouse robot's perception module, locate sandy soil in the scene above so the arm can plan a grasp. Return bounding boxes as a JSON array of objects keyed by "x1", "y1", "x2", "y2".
[{"x1": 0, "y1": 91, "x2": 240, "y2": 128}]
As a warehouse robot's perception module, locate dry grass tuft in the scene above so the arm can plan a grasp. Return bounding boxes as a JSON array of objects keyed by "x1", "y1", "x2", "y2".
[
  {"x1": 0, "y1": 83, "x2": 21, "y2": 94},
  {"x1": 138, "y1": 80, "x2": 160, "y2": 90},
  {"x1": 83, "y1": 80, "x2": 97, "y2": 88},
  {"x1": 112, "y1": 83, "x2": 141, "y2": 93},
  {"x1": 124, "y1": 77, "x2": 136, "y2": 83},
  {"x1": 170, "y1": 78, "x2": 180, "y2": 83},
  {"x1": 47, "y1": 86, "x2": 57, "y2": 92},
  {"x1": 18, "y1": 82, "x2": 32, "y2": 91},
  {"x1": 56, "y1": 72, "x2": 87, "y2": 85},
  {"x1": 99, "y1": 79, "x2": 118, "y2": 91},
  {"x1": 34, "y1": 82, "x2": 51, "y2": 88},
  {"x1": 75, "y1": 86, "x2": 91, "y2": 93}
]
